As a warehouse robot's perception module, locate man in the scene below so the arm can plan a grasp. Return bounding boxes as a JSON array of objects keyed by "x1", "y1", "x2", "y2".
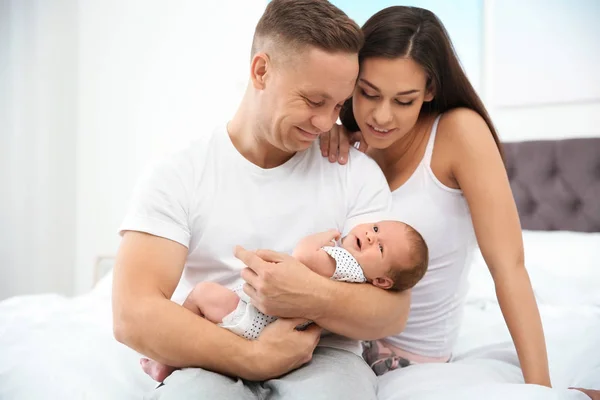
[{"x1": 112, "y1": 1, "x2": 410, "y2": 398}]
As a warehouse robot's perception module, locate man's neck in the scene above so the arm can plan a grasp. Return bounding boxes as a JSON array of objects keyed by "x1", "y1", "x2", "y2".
[{"x1": 227, "y1": 103, "x2": 296, "y2": 169}]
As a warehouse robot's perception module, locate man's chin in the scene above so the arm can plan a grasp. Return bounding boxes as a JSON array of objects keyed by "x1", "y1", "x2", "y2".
[
  {"x1": 289, "y1": 140, "x2": 314, "y2": 152},
  {"x1": 296, "y1": 126, "x2": 320, "y2": 141}
]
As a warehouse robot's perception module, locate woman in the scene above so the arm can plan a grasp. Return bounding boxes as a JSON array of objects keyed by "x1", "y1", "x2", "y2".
[{"x1": 321, "y1": 6, "x2": 599, "y2": 398}]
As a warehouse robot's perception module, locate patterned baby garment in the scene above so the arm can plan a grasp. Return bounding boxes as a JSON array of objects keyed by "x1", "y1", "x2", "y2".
[
  {"x1": 322, "y1": 244, "x2": 367, "y2": 283},
  {"x1": 219, "y1": 243, "x2": 366, "y2": 339},
  {"x1": 219, "y1": 285, "x2": 277, "y2": 340}
]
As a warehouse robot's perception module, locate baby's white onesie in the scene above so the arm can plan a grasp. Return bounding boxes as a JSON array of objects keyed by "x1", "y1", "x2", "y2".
[{"x1": 219, "y1": 243, "x2": 366, "y2": 340}]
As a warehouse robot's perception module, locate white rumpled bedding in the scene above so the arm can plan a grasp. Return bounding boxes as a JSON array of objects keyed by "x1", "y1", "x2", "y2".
[
  {"x1": 1, "y1": 230, "x2": 598, "y2": 399},
  {"x1": 378, "y1": 302, "x2": 600, "y2": 399}
]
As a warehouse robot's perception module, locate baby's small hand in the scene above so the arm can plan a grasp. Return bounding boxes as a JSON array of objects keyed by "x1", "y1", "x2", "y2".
[
  {"x1": 319, "y1": 229, "x2": 342, "y2": 247},
  {"x1": 327, "y1": 229, "x2": 342, "y2": 242}
]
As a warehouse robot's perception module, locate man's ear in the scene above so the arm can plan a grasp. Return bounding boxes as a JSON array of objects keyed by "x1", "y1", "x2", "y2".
[
  {"x1": 373, "y1": 276, "x2": 394, "y2": 290},
  {"x1": 250, "y1": 52, "x2": 270, "y2": 90}
]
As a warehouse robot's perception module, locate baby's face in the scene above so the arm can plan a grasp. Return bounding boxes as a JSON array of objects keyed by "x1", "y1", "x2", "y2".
[{"x1": 342, "y1": 221, "x2": 411, "y2": 286}]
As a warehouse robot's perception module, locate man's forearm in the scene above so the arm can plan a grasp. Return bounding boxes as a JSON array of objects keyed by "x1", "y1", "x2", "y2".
[
  {"x1": 114, "y1": 297, "x2": 255, "y2": 378},
  {"x1": 307, "y1": 278, "x2": 410, "y2": 340}
]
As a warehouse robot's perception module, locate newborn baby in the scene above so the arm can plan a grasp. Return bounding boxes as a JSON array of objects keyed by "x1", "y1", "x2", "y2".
[{"x1": 141, "y1": 220, "x2": 429, "y2": 382}]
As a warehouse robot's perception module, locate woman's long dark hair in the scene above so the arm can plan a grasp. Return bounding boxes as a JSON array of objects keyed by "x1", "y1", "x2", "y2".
[{"x1": 341, "y1": 6, "x2": 503, "y2": 159}]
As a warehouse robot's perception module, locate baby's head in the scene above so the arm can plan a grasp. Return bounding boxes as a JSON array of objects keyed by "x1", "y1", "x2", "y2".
[{"x1": 342, "y1": 221, "x2": 428, "y2": 292}]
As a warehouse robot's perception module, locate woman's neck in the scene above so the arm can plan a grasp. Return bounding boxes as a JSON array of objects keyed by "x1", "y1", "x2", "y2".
[{"x1": 369, "y1": 117, "x2": 432, "y2": 175}]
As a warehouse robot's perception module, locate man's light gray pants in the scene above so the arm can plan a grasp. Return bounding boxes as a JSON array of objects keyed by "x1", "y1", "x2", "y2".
[{"x1": 145, "y1": 347, "x2": 377, "y2": 400}]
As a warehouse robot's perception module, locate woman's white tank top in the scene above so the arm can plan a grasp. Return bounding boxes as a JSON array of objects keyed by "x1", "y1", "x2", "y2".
[{"x1": 386, "y1": 114, "x2": 477, "y2": 358}]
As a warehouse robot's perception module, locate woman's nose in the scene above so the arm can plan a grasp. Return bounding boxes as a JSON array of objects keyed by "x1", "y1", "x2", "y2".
[{"x1": 373, "y1": 103, "x2": 393, "y2": 126}]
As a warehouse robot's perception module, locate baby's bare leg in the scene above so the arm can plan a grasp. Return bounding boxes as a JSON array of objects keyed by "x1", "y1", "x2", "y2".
[
  {"x1": 141, "y1": 282, "x2": 240, "y2": 382},
  {"x1": 183, "y1": 281, "x2": 240, "y2": 323}
]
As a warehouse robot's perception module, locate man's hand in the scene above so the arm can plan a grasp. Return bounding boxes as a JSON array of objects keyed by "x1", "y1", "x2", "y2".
[
  {"x1": 244, "y1": 317, "x2": 322, "y2": 381},
  {"x1": 236, "y1": 246, "x2": 323, "y2": 319}
]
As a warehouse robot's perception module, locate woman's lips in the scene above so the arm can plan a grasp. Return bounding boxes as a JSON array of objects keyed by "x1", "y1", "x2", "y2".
[{"x1": 367, "y1": 123, "x2": 396, "y2": 138}]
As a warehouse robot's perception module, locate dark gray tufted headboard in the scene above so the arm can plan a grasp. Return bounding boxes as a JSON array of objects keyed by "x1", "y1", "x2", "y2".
[{"x1": 503, "y1": 138, "x2": 600, "y2": 233}]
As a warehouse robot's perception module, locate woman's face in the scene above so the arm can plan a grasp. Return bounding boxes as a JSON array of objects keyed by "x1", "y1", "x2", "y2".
[{"x1": 352, "y1": 57, "x2": 434, "y2": 149}]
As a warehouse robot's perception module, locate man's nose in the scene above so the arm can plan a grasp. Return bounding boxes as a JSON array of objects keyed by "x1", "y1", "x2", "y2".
[{"x1": 311, "y1": 108, "x2": 338, "y2": 133}]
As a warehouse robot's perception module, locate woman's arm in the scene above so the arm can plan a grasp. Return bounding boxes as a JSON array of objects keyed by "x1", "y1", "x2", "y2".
[{"x1": 445, "y1": 108, "x2": 551, "y2": 386}]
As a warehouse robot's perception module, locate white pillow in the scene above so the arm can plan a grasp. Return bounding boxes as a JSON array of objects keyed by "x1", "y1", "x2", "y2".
[
  {"x1": 91, "y1": 269, "x2": 114, "y2": 299},
  {"x1": 467, "y1": 230, "x2": 600, "y2": 307}
]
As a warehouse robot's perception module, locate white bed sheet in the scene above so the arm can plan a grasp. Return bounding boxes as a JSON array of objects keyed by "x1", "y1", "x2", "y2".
[
  {"x1": 0, "y1": 283, "x2": 156, "y2": 400},
  {"x1": 1, "y1": 280, "x2": 598, "y2": 400}
]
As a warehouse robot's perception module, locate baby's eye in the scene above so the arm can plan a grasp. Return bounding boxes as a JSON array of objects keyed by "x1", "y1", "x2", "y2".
[
  {"x1": 373, "y1": 226, "x2": 379, "y2": 233},
  {"x1": 379, "y1": 244, "x2": 384, "y2": 254}
]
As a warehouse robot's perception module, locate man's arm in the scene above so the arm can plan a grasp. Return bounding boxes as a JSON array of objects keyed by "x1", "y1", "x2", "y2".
[
  {"x1": 238, "y1": 247, "x2": 410, "y2": 341},
  {"x1": 309, "y1": 273, "x2": 410, "y2": 340},
  {"x1": 112, "y1": 231, "x2": 321, "y2": 381}
]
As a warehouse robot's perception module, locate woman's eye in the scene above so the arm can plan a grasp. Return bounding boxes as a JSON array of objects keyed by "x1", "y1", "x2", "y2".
[
  {"x1": 395, "y1": 99, "x2": 414, "y2": 106},
  {"x1": 359, "y1": 88, "x2": 378, "y2": 99}
]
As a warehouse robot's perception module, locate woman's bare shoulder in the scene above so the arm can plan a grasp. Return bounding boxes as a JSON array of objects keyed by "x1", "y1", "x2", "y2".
[{"x1": 436, "y1": 108, "x2": 497, "y2": 154}]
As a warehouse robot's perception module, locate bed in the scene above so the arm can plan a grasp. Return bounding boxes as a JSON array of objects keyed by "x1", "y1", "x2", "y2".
[{"x1": 1, "y1": 138, "x2": 599, "y2": 400}]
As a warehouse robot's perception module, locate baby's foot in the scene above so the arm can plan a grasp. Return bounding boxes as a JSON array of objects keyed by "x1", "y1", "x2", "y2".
[{"x1": 140, "y1": 358, "x2": 176, "y2": 382}]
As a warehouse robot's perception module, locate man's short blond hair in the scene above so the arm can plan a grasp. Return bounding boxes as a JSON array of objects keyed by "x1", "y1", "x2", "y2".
[{"x1": 251, "y1": 0, "x2": 363, "y2": 61}]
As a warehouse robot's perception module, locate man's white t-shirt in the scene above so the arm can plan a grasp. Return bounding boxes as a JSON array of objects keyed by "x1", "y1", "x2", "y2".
[{"x1": 119, "y1": 126, "x2": 392, "y2": 354}]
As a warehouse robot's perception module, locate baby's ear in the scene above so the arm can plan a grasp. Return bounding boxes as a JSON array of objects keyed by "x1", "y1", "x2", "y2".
[{"x1": 373, "y1": 276, "x2": 394, "y2": 290}]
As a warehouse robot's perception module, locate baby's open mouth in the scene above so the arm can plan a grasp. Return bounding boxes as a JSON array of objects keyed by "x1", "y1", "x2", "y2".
[{"x1": 357, "y1": 237, "x2": 362, "y2": 249}]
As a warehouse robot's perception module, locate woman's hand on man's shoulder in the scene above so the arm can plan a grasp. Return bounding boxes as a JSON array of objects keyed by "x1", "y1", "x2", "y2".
[{"x1": 319, "y1": 123, "x2": 367, "y2": 165}]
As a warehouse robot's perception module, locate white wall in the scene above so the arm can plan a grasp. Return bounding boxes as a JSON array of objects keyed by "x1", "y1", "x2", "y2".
[
  {"x1": 74, "y1": 0, "x2": 266, "y2": 294},
  {"x1": 1, "y1": 0, "x2": 266, "y2": 299},
  {"x1": 0, "y1": 0, "x2": 78, "y2": 300},
  {"x1": 482, "y1": 0, "x2": 600, "y2": 142}
]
